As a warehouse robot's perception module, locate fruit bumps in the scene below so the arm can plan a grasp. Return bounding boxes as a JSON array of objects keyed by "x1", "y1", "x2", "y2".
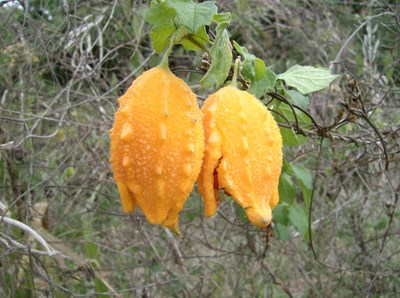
[
  {"x1": 198, "y1": 85, "x2": 282, "y2": 227},
  {"x1": 110, "y1": 65, "x2": 204, "y2": 236}
]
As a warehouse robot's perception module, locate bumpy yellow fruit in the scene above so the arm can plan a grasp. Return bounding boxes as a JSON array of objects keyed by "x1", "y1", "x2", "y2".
[
  {"x1": 198, "y1": 85, "x2": 282, "y2": 227},
  {"x1": 110, "y1": 66, "x2": 204, "y2": 235}
]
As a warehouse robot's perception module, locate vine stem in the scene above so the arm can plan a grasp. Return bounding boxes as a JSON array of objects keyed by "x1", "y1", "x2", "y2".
[{"x1": 231, "y1": 57, "x2": 241, "y2": 88}]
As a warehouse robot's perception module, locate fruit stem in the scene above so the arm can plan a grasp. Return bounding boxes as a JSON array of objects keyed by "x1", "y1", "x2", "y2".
[
  {"x1": 231, "y1": 57, "x2": 241, "y2": 88},
  {"x1": 160, "y1": 28, "x2": 189, "y2": 70},
  {"x1": 160, "y1": 36, "x2": 175, "y2": 70}
]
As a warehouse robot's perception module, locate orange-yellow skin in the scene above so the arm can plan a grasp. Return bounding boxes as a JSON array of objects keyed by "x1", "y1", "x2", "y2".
[
  {"x1": 198, "y1": 86, "x2": 282, "y2": 227},
  {"x1": 109, "y1": 66, "x2": 204, "y2": 235}
]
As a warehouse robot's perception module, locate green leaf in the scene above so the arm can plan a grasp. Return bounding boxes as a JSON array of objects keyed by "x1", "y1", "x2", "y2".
[
  {"x1": 233, "y1": 40, "x2": 244, "y2": 55},
  {"x1": 254, "y1": 58, "x2": 266, "y2": 81},
  {"x1": 232, "y1": 40, "x2": 252, "y2": 58},
  {"x1": 290, "y1": 163, "x2": 312, "y2": 190},
  {"x1": 279, "y1": 127, "x2": 307, "y2": 146},
  {"x1": 249, "y1": 68, "x2": 276, "y2": 98},
  {"x1": 166, "y1": 0, "x2": 218, "y2": 33},
  {"x1": 277, "y1": 65, "x2": 339, "y2": 94},
  {"x1": 200, "y1": 22, "x2": 232, "y2": 89},
  {"x1": 233, "y1": 41, "x2": 276, "y2": 97},
  {"x1": 213, "y1": 12, "x2": 231, "y2": 24},
  {"x1": 289, "y1": 204, "x2": 309, "y2": 236},
  {"x1": 265, "y1": 68, "x2": 277, "y2": 88},
  {"x1": 63, "y1": 166, "x2": 76, "y2": 178},
  {"x1": 286, "y1": 90, "x2": 310, "y2": 109},
  {"x1": 275, "y1": 98, "x2": 310, "y2": 124},
  {"x1": 273, "y1": 205, "x2": 290, "y2": 240},
  {"x1": 180, "y1": 26, "x2": 210, "y2": 51},
  {"x1": 279, "y1": 173, "x2": 296, "y2": 205},
  {"x1": 233, "y1": 41, "x2": 256, "y2": 79},
  {"x1": 287, "y1": 163, "x2": 313, "y2": 207},
  {"x1": 274, "y1": 223, "x2": 291, "y2": 240},
  {"x1": 300, "y1": 181, "x2": 312, "y2": 208},
  {"x1": 273, "y1": 204, "x2": 289, "y2": 225},
  {"x1": 145, "y1": 2, "x2": 176, "y2": 26},
  {"x1": 280, "y1": 127, "x2": 298, "y2": 146},
  {"x1": 150, "y1": 25, "x2": 176, "y2": 53}
]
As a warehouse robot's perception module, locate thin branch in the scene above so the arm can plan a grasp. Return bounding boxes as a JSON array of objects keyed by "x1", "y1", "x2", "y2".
[{"x1": 1, "y1": 216, "x2": 59, "y2": 256}]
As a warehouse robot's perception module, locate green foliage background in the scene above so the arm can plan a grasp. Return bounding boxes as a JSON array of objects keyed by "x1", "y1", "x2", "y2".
[{"x1": 1, "y1": 0, "x2": 399, "y2": 297}]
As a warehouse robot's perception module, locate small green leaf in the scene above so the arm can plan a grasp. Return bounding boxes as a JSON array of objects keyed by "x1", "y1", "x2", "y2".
[
  {"x1": 277, "y1": 65, "x2": 339, "y2": 94},
  {"x1": 150, "y1": 25, "x2": 176, "y2": 53},
  {"x1": 145, "y1": 2, "x2": 176, "y2": 26},
  {"x1": 213, "y1": 12, "x2": 231, "y2": 23},
  {"x1": 64, "y1": 166, "x2": 75, "y2": 178},
  {"x1": 166, "y1": 0, "x2": 218, "y2": 33},
  {"x1": 233, "y1": 40, "x2": 257, "y2": 62},
  {"x1": 279, "y1": 127, "x2": 307, "y2": 146},
  {"x1": 200, "y1": 22, "x2": 232, "y2": 89},
  {"x1": 289, "y1": 204, "x2": 309, "y2": 236},
  {"x1": 232, "y1": 40, "x2": 245, "y2": 56},
  {"x1": 254, "y1": 58, "x2": 266, "y2": 81}
]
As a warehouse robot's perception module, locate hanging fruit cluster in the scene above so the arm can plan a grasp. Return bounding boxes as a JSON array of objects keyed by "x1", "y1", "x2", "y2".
[
  {"x1": 110, "y1": 52, "x2": 282, "y2": 238},
  {"x1": 109, "y1": 1, "x2": 286, "y2": 238}
]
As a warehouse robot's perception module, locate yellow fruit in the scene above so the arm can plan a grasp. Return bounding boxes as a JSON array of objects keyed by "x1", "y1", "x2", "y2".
[
  {"x1": 110, "y1": 66, "x2": 204, "y2": 236},
  {"x1": 198, "y1": 85, "x2": 282, "y2": 227}
]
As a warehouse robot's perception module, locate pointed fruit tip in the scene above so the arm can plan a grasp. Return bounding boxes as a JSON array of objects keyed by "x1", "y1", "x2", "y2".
[
  {"x1": 165, "y1": 222, "x2": 183, "y2": 240},
  {"x1": 246, "y1": 207, "x2": 272, "y2": 228}
]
